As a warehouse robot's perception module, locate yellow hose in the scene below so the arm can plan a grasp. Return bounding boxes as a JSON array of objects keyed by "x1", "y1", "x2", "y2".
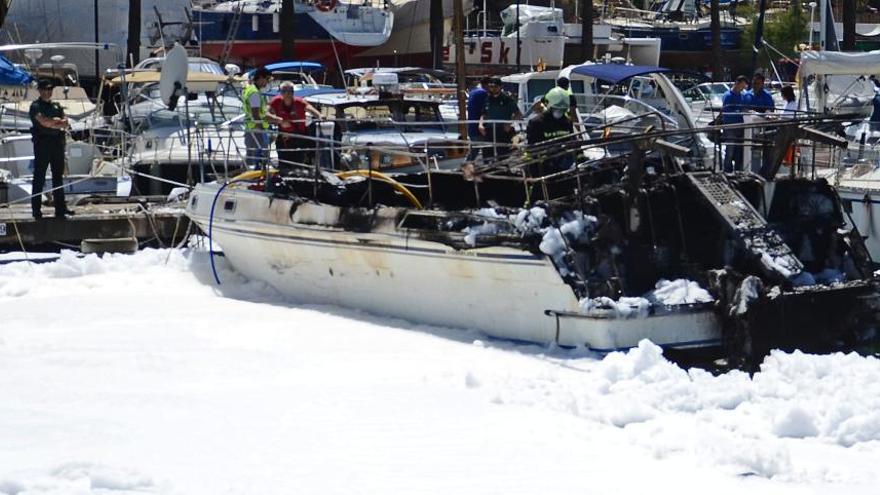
[
  {"x1": 229, "y1": 168, "x2": 423, "y2": 209},
  {"x1": 230, "y1": 169, "x2": 277, "y2": 182},
  {"x1": 336, "y1": 170, "x2": 423, "y2": 209}
]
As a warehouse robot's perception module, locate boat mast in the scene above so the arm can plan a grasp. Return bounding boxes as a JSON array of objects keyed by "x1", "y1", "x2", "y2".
[
  {"x1": 94, "y1": 0, "x2": 99, "y2": 90},
  {"x1": 710, "y1": 0, "x2": 720, "y2": 81},
  {"x1": 128, "y1": 0, "x2": 141, "y2": 67},
  {"x1": 453, "y1": 0, "x2": 467, "y2": 138},
  {"x1": 430, "y1": 0, "x2": 443, "y2": 69},
  {"x1": 750, "y1": 0, "x2": 767, "y2": 77},
  {"x1": 281, "y1": 0, "x2": 296, "y2": 59},
  {"x1": 581, "y1": 0, "x2": 593, "y2": 63},
  {"x1": 515, "y1": 2, "x2": 521, "y2": 72},
  {"x1": 843, "y1": 0, "x2": 855, "y2": 50}
]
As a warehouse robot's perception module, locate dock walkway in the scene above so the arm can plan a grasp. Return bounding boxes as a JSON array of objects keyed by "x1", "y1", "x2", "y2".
[{"x1": 0, "y1": 197, "x2": 191, "y2": 252}]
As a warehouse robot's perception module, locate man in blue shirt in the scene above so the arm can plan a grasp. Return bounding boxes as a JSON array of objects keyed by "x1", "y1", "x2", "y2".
[
  {"x1": 747, "y1": 72, "x2": 775, "y2": 113},
  {"x1": 465, "y1": 77, "x2": 490, "y2": 161},
  {"x1": 721, "y1": 75, "x2": 749, "y2": 172}
]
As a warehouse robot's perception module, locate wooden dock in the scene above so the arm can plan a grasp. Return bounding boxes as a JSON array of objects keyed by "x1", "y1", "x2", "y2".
[{"x1": 0, "y1": 196, "x2": 192, "y2": 252}]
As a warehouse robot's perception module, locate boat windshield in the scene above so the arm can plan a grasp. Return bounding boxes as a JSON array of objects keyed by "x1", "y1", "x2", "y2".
[
  {"x1": 703, "y1": 83, "x2": 730, "y2": 97},
  {"x1": 136, "y1": 59, "x2": 224, "y2": 75},
  {"x1": 134, "y1": 97, "x2": 243, "y2": 131},
  {"x1": 266, "y1": 70, "x2": 321, "y2": 90}
]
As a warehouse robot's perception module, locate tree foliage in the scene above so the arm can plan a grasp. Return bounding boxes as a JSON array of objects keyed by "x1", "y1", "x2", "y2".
[{"x1": 742, "y1": 4, "x2": 809, "y2": 66}]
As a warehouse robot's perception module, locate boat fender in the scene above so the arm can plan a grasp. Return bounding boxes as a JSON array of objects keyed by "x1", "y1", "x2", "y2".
[{"x1": 316, "y1": 0, "x2": 337, "y2": 12}]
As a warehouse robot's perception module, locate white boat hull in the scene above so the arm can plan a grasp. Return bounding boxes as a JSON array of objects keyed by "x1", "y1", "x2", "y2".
[
  {"x1": 837, "y1": 186, "x2": 880, "y2": 263},
  {"x1": 187, "y1": 183, "x2": 722, "y2": 352}
]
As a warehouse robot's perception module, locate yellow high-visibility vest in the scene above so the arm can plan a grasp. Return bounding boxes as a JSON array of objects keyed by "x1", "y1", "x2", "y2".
[{"x1": 241, "y1": 83, "x2": 268, "y2": 130}]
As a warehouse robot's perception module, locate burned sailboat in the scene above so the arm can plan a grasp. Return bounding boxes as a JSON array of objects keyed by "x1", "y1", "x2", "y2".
[{"x1": 185, "y1": 112, "x2": 880, "y2": 364}]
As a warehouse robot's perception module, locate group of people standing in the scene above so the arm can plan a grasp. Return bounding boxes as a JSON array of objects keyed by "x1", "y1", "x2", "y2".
[
  {"x1": 241, "y1": 67, "x2": 322, "y2": 174},
  {"x1": 465, "y1": 76, "x2": 576, "y2": 174},
  {"x1": 720, "y1": 72, "x2": 798, "y2": 172}
]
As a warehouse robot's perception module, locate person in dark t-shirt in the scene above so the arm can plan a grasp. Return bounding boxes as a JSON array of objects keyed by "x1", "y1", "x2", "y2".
[
  {"x1": 526, "y1": 87, "x2": 575, "y2": 175},
  {"x1": 478, "y1": 77, "x2": 522, "y2": 162},
  {"x1": 29, "y1": 79, "x2": 73, "y2": 219}
]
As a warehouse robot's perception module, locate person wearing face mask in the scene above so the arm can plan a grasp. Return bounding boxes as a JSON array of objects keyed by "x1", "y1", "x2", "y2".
[{"x1": 526, "y1": 87, "x2": 575, "y2": 175}]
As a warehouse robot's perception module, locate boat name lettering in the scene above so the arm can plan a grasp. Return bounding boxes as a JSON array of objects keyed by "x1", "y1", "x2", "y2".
[{"x1": 443, "y1": 41, "x2": 510, "y2": 65}]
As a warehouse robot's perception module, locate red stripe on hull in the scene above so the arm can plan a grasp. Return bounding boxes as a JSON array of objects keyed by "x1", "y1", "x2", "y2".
[{"x1": 201, "y1": 41, "x2": 367, "y2": 70}]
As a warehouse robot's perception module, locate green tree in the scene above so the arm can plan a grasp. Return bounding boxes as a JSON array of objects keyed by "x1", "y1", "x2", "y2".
[{"x1": 742, "y1": 4, "x2": 809, "y2": 68}]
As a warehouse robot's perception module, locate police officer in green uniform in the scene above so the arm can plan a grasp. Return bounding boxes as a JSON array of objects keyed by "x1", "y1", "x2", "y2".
[{"x1": 29, "y1": 79, "x2": 73, "y2": 219}]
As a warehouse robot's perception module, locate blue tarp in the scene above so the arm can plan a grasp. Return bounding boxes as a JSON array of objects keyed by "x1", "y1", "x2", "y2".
[
  {"x1": 264, "y1": 86, "x2": 343, "y2": 98},
  {"x1": 0, "y1": 55, "x2": 31, "y2": 86},
  {"x1": 250, "y1": 61, "x2": 326, "y2": 76},
  {"x1": 569, "y1": 64, "x2": 670, "y2": 84}
]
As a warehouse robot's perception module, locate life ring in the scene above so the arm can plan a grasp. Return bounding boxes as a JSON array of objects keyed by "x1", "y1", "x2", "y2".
[{"x1": 315, "y1": 0, "x2": 337, "y2": 12}]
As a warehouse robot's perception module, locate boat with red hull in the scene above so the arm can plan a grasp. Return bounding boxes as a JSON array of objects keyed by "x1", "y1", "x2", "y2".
[{"x1": 192, "y1": 0, "x2": 393, "y2": 68}]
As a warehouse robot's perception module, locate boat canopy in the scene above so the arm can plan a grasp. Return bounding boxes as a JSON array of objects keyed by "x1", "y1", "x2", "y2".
[
  {"x1": 0, "y1": 55, "x2": 31, "y2": 86},
  {"x1": 256, "y1": 62, "x2": 326, "y2": 75},
  {"x1": 568, "y1": 64, "x2": 670, "y2": 84},
  {"x1": 108, "y1": 71, "x2": 229, "y2": 86},
  {"x1": 288, "y1": 87, "x2": 344, "y2": 98},
  {"x1": 344, "y1": 67, "x2": 439, "y2": 77},
  {"x1": 799, "y1": 50, "x2": 880, "y2": 78}
]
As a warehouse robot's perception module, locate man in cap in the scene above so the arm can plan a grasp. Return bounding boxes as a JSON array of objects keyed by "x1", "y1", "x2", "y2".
[
  {"x1": 29, "y1": 79, "x2": 74, "y2": 219},
  {"x1": 478, "y1": 77, "x2": 522, "y2": 162},
  {"x1": 242, "y1": 67, "x2": 281, "y2": 170},
  {"x1": 533, "y1": 77, "x2": 578, "y2": 118},
  {"x1": 554, "y1": 76, "x2": 578, "y2": 116},
  {"x1": 526, "y1": 87, "x2": 575, "y2": 175}
]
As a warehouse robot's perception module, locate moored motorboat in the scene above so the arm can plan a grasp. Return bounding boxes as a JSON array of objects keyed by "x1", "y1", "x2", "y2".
[{"x1": 192, "y1": 0, "x2": 394, "y2": 68}]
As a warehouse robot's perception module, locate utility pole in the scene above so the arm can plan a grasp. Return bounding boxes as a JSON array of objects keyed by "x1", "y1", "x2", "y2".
[
  {"x1": 710, "y1": 0, "x2": 721, "y2": 81},
  {"x1": 281, "y1": 0, "x2": 296, "y2": 59},
  {"x1": 581, "y1": 0, "x2": 593, "y2": 63},
  {"x1": 843, "y1": 0, "x2": 856, "y2": 50},
  {"x1": 128, "y1": 0, "x2": 142, "y2": 67},
  {"x1": 453, "y1": 0, "x2": 467, "y2": 138},
  {"x1": 430, "y1": 0, "x2": 443, "y2": 69}
]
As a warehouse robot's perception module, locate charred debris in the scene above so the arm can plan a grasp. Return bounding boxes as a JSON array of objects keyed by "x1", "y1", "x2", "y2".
[{"x1": 262, "y1": 119, "x2": 880, "y2": 367}]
